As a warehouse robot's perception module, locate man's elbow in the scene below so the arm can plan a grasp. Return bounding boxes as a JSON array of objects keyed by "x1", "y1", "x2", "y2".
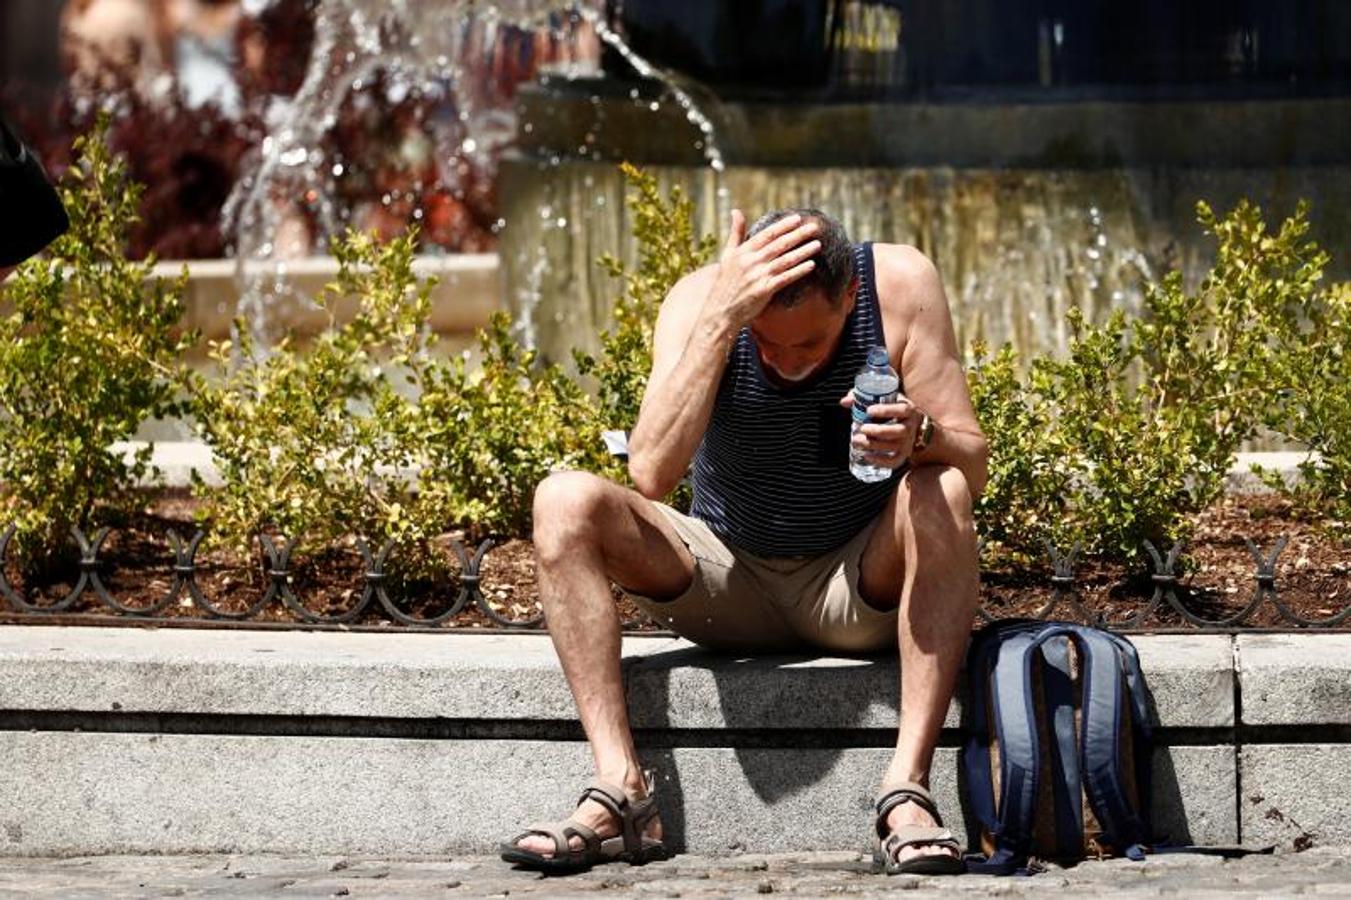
[
  {"x1": 968, "y1": 435, "x2": 991, "y2": 499},
  {"x1": 627, "y1": 455, "x2": 673, "y2": 501}
]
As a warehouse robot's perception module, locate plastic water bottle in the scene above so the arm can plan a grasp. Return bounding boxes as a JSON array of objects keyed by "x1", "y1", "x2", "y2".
[{"x1": 850, "y1": 345, "x2": 900, "y2": 483}]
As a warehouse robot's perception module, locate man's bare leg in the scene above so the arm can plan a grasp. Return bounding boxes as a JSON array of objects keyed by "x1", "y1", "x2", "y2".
[
  {"x1": 513, "y1": 470, "x2": 696, "y2": 857},
  {"x1": 858, "y1": 464, "x2": 980, "y2": 863}
]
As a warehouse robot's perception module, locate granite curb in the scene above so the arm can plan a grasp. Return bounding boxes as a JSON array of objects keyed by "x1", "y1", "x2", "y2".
[{"x1": 0, "y1": 625, "x2": 1345, "y2": 857}]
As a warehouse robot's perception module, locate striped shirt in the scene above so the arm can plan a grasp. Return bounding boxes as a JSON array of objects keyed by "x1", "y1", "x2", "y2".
[{"x1": 689, "y1": 242, "x2": 901, "y2": 557}]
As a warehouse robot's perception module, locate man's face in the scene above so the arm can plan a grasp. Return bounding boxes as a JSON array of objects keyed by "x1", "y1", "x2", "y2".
[{"x1": 749, "y1": 282, "x2": 856, "y2": 386}]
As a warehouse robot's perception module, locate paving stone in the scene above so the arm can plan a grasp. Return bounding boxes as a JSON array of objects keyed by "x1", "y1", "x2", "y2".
[
  {"x1": 1237, "y1": 635, "x2": 1351, "y2": 726},
  {"x1": 0, "y1": 848, "x2": 1347, "y2": 899}
]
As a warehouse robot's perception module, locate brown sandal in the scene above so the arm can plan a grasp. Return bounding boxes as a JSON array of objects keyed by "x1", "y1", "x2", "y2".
[
  {"x1": 499, "y1": 770, "x2": 669, "y2": 873},
  {"x1": 873, "y1": 781, "x2": 965, "y2": 876}
]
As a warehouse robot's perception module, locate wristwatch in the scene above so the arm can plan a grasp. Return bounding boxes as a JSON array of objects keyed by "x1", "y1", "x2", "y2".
[{"x1": 913, "y1": 412, "x2": 935, "y2": 453}]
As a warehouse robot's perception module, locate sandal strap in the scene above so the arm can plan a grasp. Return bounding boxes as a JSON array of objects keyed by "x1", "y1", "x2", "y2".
[
  {"x1": 881, "y1": 826, "x2": 961, "y2": 863},
  {"x1": 578, "y1": 780, "x2": 630, "y2": 819},
  {"x1": 874, "y1": 781, "x2": 944, "y2": 839},
  {"x1": 519, "y1": 818, "x2": 600, "y2": 860},
  {"x1": 575, "y1": 773, "x2": 660, "y2": 857}
]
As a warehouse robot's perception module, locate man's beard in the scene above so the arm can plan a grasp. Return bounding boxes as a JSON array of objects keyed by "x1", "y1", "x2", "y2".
[{"x1": 766, "y1": 359, "x2": 823, "y2": 384}]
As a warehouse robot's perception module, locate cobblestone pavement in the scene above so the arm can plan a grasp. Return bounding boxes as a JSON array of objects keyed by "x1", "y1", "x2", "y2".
[{"x1": 0, "y1": 849, "x2": 1348, "y2": 899}]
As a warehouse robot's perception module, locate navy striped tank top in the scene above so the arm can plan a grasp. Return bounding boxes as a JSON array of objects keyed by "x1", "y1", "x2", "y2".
[{"x1": 689, "y1": 242, "x2": 902, "y2": 557}]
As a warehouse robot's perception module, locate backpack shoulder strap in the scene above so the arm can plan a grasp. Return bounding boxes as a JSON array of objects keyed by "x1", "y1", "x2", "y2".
[
  {"x1": 1039, "y1": 634, "x2": 1086, "y2": 859},
  {"x1": 1069, "y1": 625, "x2": 1151, "y2": 854},
  {"x1": 964, "y1": 620, "x2": 1054, "y2": 874},
  {"x1": 987, "y1": 626, "x2": 1054, "y2": 858},
  {"x1": 963, "y1": 619, "x2": 1046, "y2": 836},
  {"x1": 1104, "y1": 630, "x2": 1156, "y2": 843}
]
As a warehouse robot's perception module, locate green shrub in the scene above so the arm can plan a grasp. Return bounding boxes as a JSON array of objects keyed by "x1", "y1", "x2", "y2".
[
  {"x1": 0, "y1": 118, "x2": 193, "y2": 579},
  {"x1": 1260, "y1": 273, "x2": 1351, "y2": 535},
  {"x1": 415, "y1": 312, "x2": 613, "y2": 539},
  {"x1": 186, "y1": 229, "x2": 435, "y2": 561},
  {"x1": 965, "y1": 341, "x2": 1074, "y2": 556},
  {"x1": 972, "y1": 199, "x2": 1334, "y2": 563}
]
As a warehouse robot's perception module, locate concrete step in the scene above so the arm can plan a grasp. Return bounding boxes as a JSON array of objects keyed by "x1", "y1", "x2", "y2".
[{"x1": 0, "y1": 626, "x2": 1346, "y2": 857}]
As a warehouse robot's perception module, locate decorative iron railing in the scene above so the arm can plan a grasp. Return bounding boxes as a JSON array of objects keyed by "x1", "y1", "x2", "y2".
[
  {"x1": 1, "y1": 524, "x2": 1347, "y2": 630},
  {"x1": 979, "y1": 538, "x2": 1351, "y2": 630}
]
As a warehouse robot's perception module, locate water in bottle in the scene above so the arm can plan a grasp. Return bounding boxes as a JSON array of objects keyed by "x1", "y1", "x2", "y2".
[{"x1": 850, "y1": 345, "x2": 900, "y2": 482}]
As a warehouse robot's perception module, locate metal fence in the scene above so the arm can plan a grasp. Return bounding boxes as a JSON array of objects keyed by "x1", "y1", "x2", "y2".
[
  {"x1": 979, "y1": 537, "x2": 1351, "y2": 630},
  {"x1": 1, "y1": 523, "x2": 1348, "y2": 631}
]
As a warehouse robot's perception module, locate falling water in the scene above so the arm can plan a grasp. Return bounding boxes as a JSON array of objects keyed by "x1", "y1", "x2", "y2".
[{"x1": 221, "y1": 0, "x2": 726, "y2": 357}]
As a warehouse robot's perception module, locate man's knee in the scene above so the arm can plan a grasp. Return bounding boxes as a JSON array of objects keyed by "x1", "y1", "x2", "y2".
[
  {"x1": 897, "y1": 465, "x2": 975, "y2": 539},
  {"x1": 532, "y1": 470, "x2": 613, "y2": 561}
]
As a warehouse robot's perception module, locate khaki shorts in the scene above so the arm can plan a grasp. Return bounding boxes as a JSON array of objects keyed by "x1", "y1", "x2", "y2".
[{"x1": 624, "y1": 504, "x2": 899, "y2": 654}]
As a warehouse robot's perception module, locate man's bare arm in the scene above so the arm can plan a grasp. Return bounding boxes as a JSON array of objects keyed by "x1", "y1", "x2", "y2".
[
  {"x1": 626, "y1": 266, "x2": 726, "y2": 498},
  {"x1": 843, "y1": 245, "x2": 989, "y2": 496},
  {"x1": 627, "y1": 210, "x2": 822, "y2": 498}
]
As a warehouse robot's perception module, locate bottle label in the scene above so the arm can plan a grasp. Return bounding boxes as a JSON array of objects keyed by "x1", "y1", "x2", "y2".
[{"x1": 851, "y1": 387, "x2": 897, "y2": 426}]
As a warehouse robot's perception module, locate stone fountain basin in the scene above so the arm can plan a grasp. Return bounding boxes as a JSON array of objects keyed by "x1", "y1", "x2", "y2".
[{"x1": 156, "y1": 254, "x2": 499, "y2": 352}]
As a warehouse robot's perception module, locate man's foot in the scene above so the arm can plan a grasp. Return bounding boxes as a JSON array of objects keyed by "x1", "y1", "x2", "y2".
[
  {"x1": 502, "y1": 767, "x2": 664, "y2": 864},
  {"x1": 884, "y1": 797, "x2": 961, "y2": 867},
  {"x1": 873, "y1": 781, "x2": 964, "y2": 876},
  {"x1": 513, "y1": 783, "x2": 661, "y2": 854}
]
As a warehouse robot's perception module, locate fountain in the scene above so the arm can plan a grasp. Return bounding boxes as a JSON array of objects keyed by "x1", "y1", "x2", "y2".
[
  {"x1": 498, "y1": 2, "x2": 1351, "y2": 366},
  {"x1": 221, "y1": 0, "x2": 1351, "y2": 371},
  {"x1": 221, "y1": 0, "x2": 726, "y2": 355}
]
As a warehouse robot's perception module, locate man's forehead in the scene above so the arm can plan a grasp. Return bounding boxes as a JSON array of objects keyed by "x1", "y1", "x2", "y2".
[{"x1": 752, "y1": 289, "x2": 843, "y2": 336}]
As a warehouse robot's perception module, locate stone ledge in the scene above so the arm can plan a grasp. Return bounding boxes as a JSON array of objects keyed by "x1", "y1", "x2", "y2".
[
  {"x1": 153, "y1": 255, "x2": 499, "y2": 343},
  {"x1": 1239, "y1": 745, "x2": 1351, "y2": 850},
  {"x1": 0, "y1": 627, "x2": 1232, "y2": 729},
  {"x1": 626, "y1": 633, "x2": 1234, "y2": 730},
  {"x1": 0, "y1": 733, "x2": 1234, "y2": 856},
  {"x1": 1237, "y1": 635, "x2": 1351, "y2": 726}
]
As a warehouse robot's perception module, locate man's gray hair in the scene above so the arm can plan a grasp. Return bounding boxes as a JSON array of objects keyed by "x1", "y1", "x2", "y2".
[{"x1": 746, "y1": 208, "x2": 853, "y2": 308}]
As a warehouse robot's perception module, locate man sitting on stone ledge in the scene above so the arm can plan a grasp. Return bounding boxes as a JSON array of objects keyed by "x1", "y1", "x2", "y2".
[{"x1": 501, "y1": 208, "x2": 989, "y2": 875}]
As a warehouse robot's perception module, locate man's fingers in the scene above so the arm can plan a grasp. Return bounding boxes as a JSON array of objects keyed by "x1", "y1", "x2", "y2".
[
  {"x1": 860, "y1": 421, "x2": 909, "y2": 440},
  {"x1": 862, "y1": 401, "x2": 915, "y2": 421},
  {"x1": 760, "y1": 220, "x2": 821, "y2": 262},
  {"x1": 722, "y1": 209, "x2": 746, "y2": 259},
  {"x1": 744, "y1": 212, "x2": 802, "y2": 251},
  {"x1": 768, "y1": 259, "x2": 815, "y2": 293},
  {"x1": 767, "y1": 238, "x2": 822, "y2": 274}
]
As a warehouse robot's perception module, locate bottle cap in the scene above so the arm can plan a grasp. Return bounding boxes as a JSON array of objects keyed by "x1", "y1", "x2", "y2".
[{"x1": 866, "y1": 346, "x2": 890, "y2": 367}]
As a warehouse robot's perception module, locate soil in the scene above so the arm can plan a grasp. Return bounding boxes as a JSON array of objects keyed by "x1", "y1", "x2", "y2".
[{"x1": 2, "y1": 489, "x2": 1347, "y2": 632}]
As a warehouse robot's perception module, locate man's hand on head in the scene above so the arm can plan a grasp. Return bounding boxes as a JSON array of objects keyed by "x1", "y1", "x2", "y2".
[
  {"x1": 840, "y1": 391, "x2": 924, "y2": 469},
  {"x1": 701, "y1": 209, "x2": 821, "y2": 336}
]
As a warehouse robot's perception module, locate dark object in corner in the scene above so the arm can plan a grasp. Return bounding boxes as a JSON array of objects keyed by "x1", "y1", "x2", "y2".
[{"x1": 0, "y1": 113, "x2": 70, "y2": 269}]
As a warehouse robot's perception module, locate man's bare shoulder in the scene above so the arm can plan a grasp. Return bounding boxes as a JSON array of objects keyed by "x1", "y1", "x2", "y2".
[
  {"x1": 868, "y1": 243, "x2": 946, "y2": 350},
  {"x1": 664, "y1": 262, "x2": 719, "y2": 308},
  {"x1": 870, "y1": 243, "x2": 941, "y2": 302}
]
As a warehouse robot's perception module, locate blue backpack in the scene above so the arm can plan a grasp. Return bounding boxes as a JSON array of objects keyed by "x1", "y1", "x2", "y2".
[{"x1": 962, "y1": 619, "x2": 1154, "y2": 874}]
